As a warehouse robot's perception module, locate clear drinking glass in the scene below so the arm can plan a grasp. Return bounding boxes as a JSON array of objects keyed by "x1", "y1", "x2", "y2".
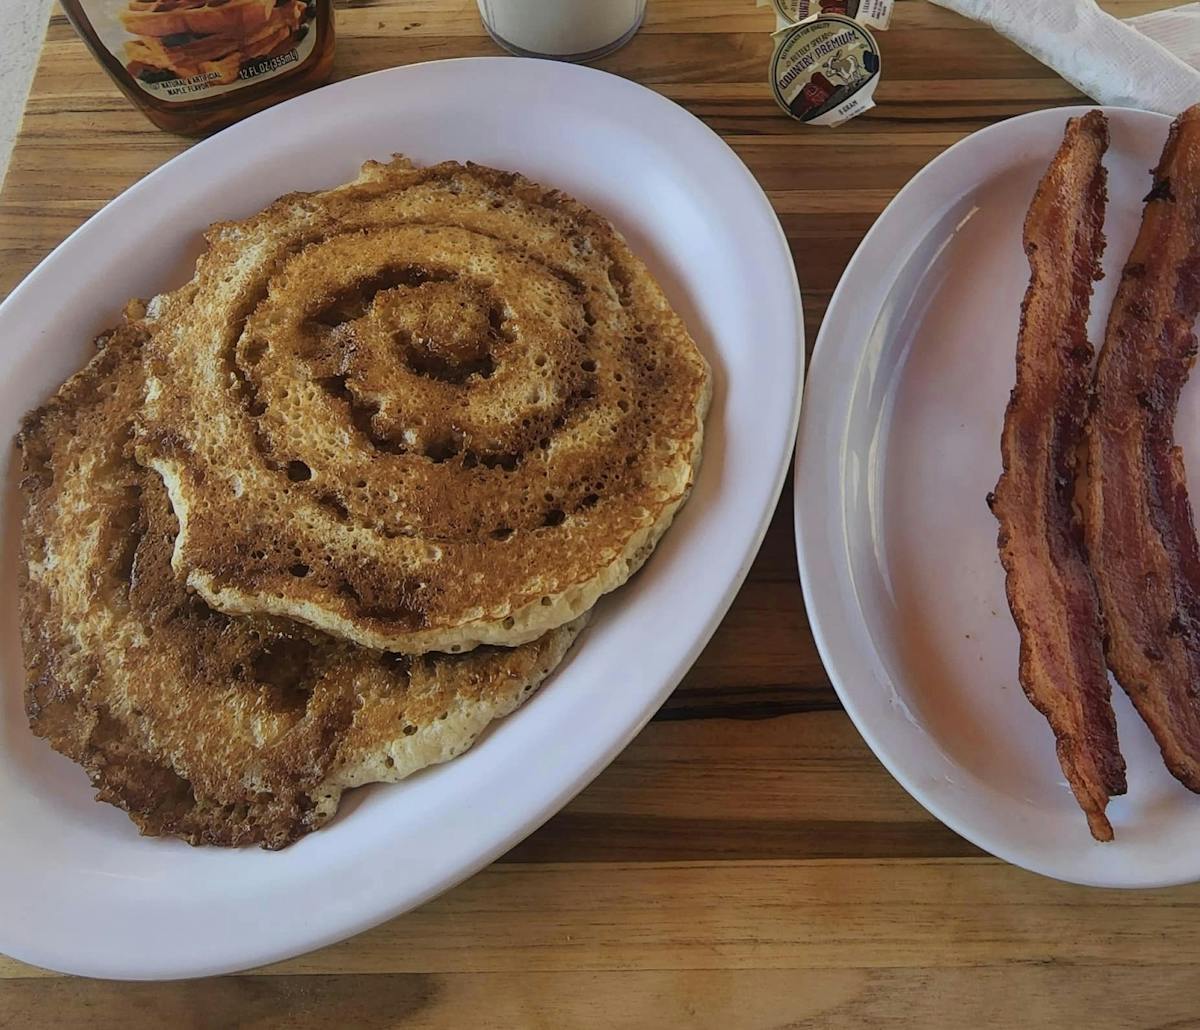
[{"x1": 478, "y1": 0, "x2": 647, "y2": 61}]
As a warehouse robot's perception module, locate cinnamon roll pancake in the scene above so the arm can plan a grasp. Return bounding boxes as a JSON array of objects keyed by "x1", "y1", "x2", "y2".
[
  {"x1": 18, "y1": 315, "x2": 585, "y2": 849},
  {"x1": 138, "y1": 158, "x2": 711, "y2": 653}
]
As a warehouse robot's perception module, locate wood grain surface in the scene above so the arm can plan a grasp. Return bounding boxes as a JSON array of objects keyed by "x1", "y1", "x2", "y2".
[{"x1": 4, "y1": 1, "x2": 1200, "y2": 1026}]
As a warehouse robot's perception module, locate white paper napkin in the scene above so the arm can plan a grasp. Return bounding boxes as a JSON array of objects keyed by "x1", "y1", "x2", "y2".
[{"x1": 929, "y1": 0, "x2": 1200, "y2": 114}]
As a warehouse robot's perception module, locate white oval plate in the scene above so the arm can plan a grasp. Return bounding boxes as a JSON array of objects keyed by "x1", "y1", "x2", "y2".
[
  {"x1": 0, "y1": 58, "x2": 803, "y2": 977},
  {"x1": 793, "y1": 105, "x2": 1200, "y2": 888}
]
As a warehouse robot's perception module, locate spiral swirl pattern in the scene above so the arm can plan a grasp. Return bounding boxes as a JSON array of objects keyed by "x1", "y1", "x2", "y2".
[{"x1": 140, "y1": 158, "x2": 710, "y2": 652}]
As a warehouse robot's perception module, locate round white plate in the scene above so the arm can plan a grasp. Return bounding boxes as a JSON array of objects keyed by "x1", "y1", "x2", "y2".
[
  {"x1": 0, "y1": 58, "x2": 803, "y2": 978},
  {"x1": 793, "y1": 105, "x2": 1200, "y2": 888}
]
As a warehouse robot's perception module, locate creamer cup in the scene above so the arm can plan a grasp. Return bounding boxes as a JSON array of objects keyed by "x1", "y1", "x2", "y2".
[
  {"x1": 764, "y1": 0, "x2": 893, "y2": 31},
  {"x1": 769, "y1": 14, "x2": 882, "y2": 127}
]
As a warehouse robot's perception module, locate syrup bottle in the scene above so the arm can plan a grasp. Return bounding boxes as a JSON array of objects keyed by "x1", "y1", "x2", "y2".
[{"x1": 59, "y1": 0, "x2": 335, "y2": 135}]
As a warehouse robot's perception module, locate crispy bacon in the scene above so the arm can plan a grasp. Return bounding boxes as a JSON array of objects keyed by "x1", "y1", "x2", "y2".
[
  {"x1": 992, "y1": 110, "x2": 1125, "y2": 842},
  {"x1": 1084, "y1": 104, "x2": 1200, "y2": 793}
]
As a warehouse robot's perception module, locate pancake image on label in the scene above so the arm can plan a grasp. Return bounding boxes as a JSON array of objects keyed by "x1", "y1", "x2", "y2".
[
  {"x1": 18, "y1": 317, "x2": 585, "y2": 849},
  {"x1": 138, "y1": 157, "x2": 711, "y2": 654}
]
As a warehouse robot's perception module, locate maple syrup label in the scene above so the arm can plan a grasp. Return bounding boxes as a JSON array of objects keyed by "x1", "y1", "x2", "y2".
[
  {"x1": 769, "y1": 0, "x2": 893, "y2": 31},
  {"x1": 78, "y1": 0, "x2": 319, "y2": 102},
  {"x1": 770, "y1": 15, "x2": 881, "y2": 127}
]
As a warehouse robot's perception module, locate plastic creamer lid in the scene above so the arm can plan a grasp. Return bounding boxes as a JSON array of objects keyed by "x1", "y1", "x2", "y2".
[
  {"x1": 769, "y1": 15, "x2": 881, "y2": 127},
  {"x1": 769, "y1": 0, "x2": 894, "y2": 31}
]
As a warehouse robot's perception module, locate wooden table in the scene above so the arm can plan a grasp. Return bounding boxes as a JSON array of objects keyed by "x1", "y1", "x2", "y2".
[{"x1": 3, "y1": 1, "x2": 1199, "y2": 1024}]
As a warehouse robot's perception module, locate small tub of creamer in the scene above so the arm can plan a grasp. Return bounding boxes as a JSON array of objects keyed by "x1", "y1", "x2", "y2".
[{"x1": 478, "y1": 0, "x2": 646, "y2": 61}]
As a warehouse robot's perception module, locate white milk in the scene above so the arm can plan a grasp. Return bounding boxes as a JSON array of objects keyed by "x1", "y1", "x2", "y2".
[{"x1": 478, "y1": 0, "x2": 645, "y2": 58}]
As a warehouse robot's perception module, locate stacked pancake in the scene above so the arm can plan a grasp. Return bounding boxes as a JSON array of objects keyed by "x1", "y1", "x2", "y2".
[
  {"x1": 993, "y1": 105, "x2": 1200, "y2": 841},
  {"x1": 17, "y1": 158, "x2": 711, "y2": 848},
  {"x1": 122, "y1": 0, "x2": 307, "y2": 86}
]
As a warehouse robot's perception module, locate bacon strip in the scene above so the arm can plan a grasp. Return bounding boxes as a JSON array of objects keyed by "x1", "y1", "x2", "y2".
[
  {"x1": 1084, "y1": 104, "x2": 1200, "y2": 793},
  {"x1": 991, "y1": 110, "x2": 1125, "y2": 842}
]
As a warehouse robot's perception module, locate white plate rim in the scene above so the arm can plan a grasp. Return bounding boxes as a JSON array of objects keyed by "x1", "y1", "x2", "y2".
[
  {"x1": 792, "y1": 104, "x2": 1195, "y2": 889},
  {"x1": 0, "y1": 57, "x2": 805, "y2": 977}
]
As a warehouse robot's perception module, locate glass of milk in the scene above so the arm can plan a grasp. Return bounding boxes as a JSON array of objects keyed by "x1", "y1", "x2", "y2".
[{"x1": 478, "y1": 0, "x2": 646, "y2": 61}]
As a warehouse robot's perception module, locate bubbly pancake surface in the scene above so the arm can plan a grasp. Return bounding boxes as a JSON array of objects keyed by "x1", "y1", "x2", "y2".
[
  {"x1": 18, "y1": 319, "x2": 584, "y2": 849},
  {"x1": 138, "y1": 157, "x2": 711, "y2": 653}
]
